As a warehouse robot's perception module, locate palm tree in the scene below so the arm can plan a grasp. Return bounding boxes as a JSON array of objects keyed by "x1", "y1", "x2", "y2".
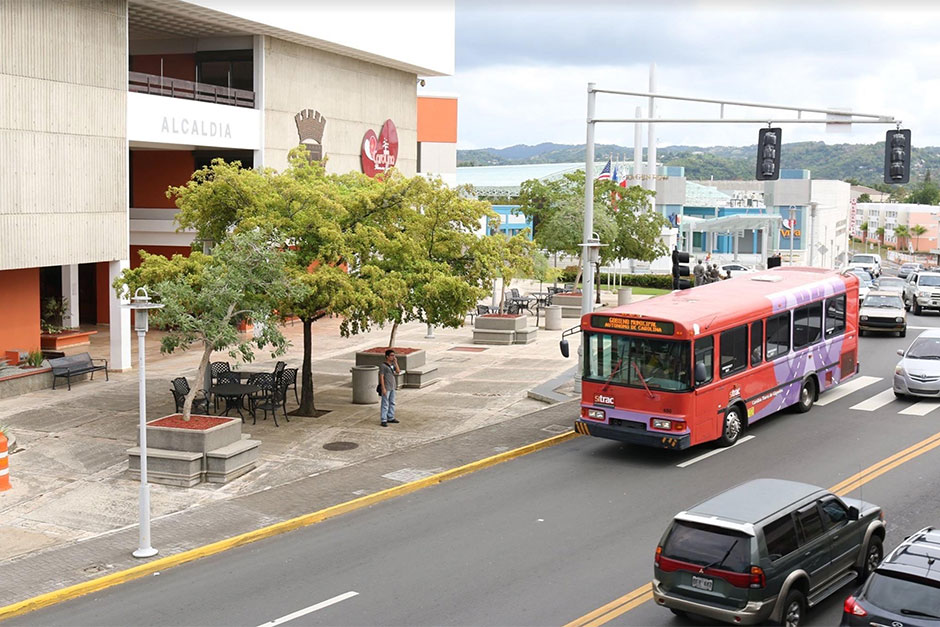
[
  {"x1": 876, "y1": 226, "x2": 886, "y2": 254},
  {"x1": 894, "y1": 224, "x2": 910, "y2": 252},
  {"x1": 859, "y1": 221, "x2": 869, "y2": 245},
  {"x1": 912, "y1": 224, "x2": 928, "y2": 253}
]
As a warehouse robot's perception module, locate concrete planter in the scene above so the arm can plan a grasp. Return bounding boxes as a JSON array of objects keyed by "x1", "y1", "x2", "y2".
[
  {"x1": 549, "y1": 293, "x2": 583, "y2": 308},
  {"x1": 355, "y1": 348, "x2": 426, "y2": 371},
  {"x1": 0, "y1": 367, "x2": 55, "y2": 399},
  {"x1": 40, "y1": 330, "x2": 98, "y2": 350},
  {"x1": 474, "y1": 314, "x2": 527, "y2": 331},
  {"x1": 146, "y1": 415, "x2": 242, "y2": 453}
]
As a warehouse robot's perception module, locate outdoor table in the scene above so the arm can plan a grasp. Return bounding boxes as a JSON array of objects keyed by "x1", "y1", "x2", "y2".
[
  {"x1": 209, "y1": 382, "x2": 261, "y2": 421},
  {"x1": 230, "y1": 370, "x2": 266, "y2": 380}
]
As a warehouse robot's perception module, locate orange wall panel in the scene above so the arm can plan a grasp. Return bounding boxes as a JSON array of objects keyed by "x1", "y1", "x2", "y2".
[
  {"x1": 0, "y1": 268, "x2": 40, "y2": 352},
  {"x1": 96, "y1": 262, "x2": 110, "y2": 324},
  {"x1": 130, "y1": 54, "x2": 196, "y2": 82},
  {"x1": 131, "y1": 245, "x2": 194, "y2": 269},
  {"x1": 131, "y1": 151, "x2": 195, "y2": 208},
  {"x1": 417, "y1": 97, "x2": 457, "y2": 143}
]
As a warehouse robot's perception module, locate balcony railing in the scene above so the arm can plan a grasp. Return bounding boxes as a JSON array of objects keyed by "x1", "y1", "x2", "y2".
[{"x1": 129, "y1": 71, "x2": 255, "y2": 108}]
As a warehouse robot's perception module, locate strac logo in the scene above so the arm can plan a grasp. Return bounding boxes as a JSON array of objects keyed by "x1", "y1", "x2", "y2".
[{"x1": 594, "y1": 394, "x2": 614, "y2": 406}]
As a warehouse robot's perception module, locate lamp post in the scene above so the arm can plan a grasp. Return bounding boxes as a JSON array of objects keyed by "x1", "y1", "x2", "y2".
[
  {"x1": 123, "y1": 287, "x2": 164, "y2": 559},
  {"x1": 789, "y1": 206, "x2": 797, "y2": 265}
]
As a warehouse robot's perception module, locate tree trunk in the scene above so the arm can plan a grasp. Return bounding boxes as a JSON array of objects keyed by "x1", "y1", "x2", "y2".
[
  {"x1": 595, "y1": 262, "x2": 602, "y2": 304},
  {"x1": 388, "y1": 321, "x2": 399, "y2": 348},
  {"x1": 183, "y1": 342, "x2": 214, "y2": 421},
  {"x1": 296, "y1": 316, "x2": 317, "y2": 416},
  {"x1": 573, "y1": 255, "x2": 583, "y2": 290}
]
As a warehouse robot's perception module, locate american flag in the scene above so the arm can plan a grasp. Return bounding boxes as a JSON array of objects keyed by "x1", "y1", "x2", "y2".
[{"x1": 597, "y1": 158, "x2": 612, "y2": 181}]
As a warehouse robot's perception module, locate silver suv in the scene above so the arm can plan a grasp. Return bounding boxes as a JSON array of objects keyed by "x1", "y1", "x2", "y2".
[{"x1": 903, "y1": 271, "x2": 940, "y2": 315}]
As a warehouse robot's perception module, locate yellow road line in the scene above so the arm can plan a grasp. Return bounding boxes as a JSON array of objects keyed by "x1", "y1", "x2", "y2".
[
  {"x1": 0, "y1": 430, "x2": 580, "y2": 623},
  {"x1": 563, "y1": 428, "x2": 940, "y2": 627}
]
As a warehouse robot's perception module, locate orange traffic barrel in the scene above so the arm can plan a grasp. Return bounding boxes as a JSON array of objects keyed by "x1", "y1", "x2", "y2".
[{"x1": 0, "y1": 431, "x2": 10, "y2": 491}]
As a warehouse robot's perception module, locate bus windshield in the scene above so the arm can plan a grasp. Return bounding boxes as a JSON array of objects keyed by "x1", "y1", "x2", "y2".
[{"x1": 584, "y1": 332, "x2": 691, "y2": 392}]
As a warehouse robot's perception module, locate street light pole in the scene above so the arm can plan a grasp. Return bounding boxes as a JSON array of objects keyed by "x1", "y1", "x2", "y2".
[
  {"x1": 789, "y1": 206, "x2": 796, "y2": 265},
  {"x1": 124, "y1": 287, "x2": 163, "y2": 559}
]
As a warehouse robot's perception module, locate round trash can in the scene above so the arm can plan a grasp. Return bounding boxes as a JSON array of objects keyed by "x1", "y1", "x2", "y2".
[
  {"x1": 350, "y1": 365, "x2": 380, "y2": 405},
  {"x1": 545, "y1": 305, "x2": 563, "y2": 330},
  {"x1": 618, "y1": 287, "x2": 633, "y2": 306}
]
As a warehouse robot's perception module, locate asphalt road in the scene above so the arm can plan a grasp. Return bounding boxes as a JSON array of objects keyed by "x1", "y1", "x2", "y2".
[{"x1": 13, "y1": 290, "x2": 940, "y2": 626}]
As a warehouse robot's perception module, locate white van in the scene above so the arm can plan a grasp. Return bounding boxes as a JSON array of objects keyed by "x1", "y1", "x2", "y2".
[{"x1": 848, "y1": 253, "x2": 882, "y2": 278}]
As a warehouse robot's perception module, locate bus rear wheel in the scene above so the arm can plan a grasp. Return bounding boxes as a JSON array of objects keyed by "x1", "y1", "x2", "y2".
[
  {"x1": 718, "y1": 406, "x2": 743, "y2": 447},
  {"x1": 796, "y1": 378, "x2": 816, "y2": 413}
]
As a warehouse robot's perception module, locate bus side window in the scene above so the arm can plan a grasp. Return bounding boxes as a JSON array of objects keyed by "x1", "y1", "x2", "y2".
[
  {"x1": 750, "y1": 320, "x2": 763, "y2": 366},
  {"x1": 694, "y1": 336, "x2": 714, "y2": 386},
  {"x1": 825, "y1": 294, "x2": 846, "y2": 338},
  {"x1": 794, "y1": 302, "x2": 823, "y2": 349},
  {"x1": 719, "y1": 325, "x2": 747, "y2": 378},
  {"x1": 766, "y1": 311, "x2": 790, "y2": 359}
]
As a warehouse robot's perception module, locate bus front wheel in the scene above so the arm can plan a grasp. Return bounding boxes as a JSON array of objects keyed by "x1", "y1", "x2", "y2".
[
  {"x1": 796, "y1": 378, "x2": 816, "y2": 413},
  {"x1": 718, "y1": 407, "x2": 743, "y2": 447}
]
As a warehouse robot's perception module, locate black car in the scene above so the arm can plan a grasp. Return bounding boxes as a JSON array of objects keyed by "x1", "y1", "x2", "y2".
[{"x1": 842, "y1": 526, "x2": 940, "y2": 626}]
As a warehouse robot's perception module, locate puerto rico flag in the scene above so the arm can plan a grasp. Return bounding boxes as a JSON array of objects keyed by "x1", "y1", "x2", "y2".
[{"x1": 597, "y1": 158, "x2": 612, "y2": 181}]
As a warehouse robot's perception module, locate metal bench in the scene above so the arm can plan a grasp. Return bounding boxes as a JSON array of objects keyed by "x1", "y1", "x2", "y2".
[{"x1": 49, "y1": 352, "x2": 108, "y2": 390}]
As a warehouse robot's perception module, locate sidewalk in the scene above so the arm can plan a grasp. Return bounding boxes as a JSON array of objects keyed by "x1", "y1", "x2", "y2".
[{"x1": 0, "y1": 284, "x2": 647, "y2": 607}]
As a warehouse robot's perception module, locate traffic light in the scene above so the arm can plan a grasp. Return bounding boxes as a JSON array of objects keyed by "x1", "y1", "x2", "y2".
[
  {"x1": 672, "y1": 249, "x2": 691, "y2": 290},
  {"x1": 755, "y1": 128, "x2": 782, "y2": 181},
  {"x1": 884, "y1": 129, "x2": 911, "y2": 185}
]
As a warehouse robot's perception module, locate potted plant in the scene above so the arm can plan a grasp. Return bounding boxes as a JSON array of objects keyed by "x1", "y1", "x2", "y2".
[{"x1": 39, "y1": 297, "x2": 98, "y2": 349}]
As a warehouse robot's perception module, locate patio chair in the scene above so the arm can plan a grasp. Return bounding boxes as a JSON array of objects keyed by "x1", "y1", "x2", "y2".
[
  {"x1": 509, "y1": 288, "x2": 521, "y2": 299},
  {"x1": 170, "y1": 377, "x2": 209, "y2": 415},
  {"x1": 210, "y1": 361, "x2": 232, "y2": 410},
  {"x1": 283, "y1": 367, "x2": 299, "y2": 406},
  {"x1": 248, "y1": 372, "x2": 288, "y2": 427}
]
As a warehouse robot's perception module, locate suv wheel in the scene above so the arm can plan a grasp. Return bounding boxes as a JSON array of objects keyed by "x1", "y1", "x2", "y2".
[
  {"x1": 914, "y1": 300, "x2": 923, "y2": 315},
  {"x1": 778, "y1": 589, "x2": 806, "y2": 627},
  {"x1": 718, "y1": 406, "x2": 743, "y2": 446},
  {"x1": 796, "y1": 378, "x2": 816, "y2": 413},
  {"x1": 859, "y1": 536, "x2": 883, "y2": 582}
]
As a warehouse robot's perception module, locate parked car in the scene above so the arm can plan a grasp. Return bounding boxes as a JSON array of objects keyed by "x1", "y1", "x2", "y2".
[
  {"x1": 652, "y1": 478, "x2": 885, "y2": 626},
  {"x1": 903, "y1": 271, "x2": 940, "y2": 314},
  {"x1": 859, "y1": 291, "x2": 906, "y2": 337},
  {"x1": 893, "y1": 330, "x2": 940, "y2": 398},
  {"x1": 720, "y1": 263, "x2": 753, "y2": 279},
  {"x1": 841, "y1": 526, "x2": 940, "y2": 626},
  {"x1": 898, "y1": 262, "x2": 923, "y2": 279},
  {"x1": 845, "y1": 269, "x2": 874, "y2": 302},
  {"x1": 874, "y1": 276, "x2": 905, "y2": 296},
  {"x1": 848, "y1": 253, "x2": 882, "y2": 277}
]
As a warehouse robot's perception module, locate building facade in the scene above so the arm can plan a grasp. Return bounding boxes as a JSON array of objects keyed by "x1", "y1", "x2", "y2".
[
  {"x1": 854, "y1": 202, "x2": 940, "y2": 253},
  {"x1": 1, "y1": 0, "x2": 455, "y2": 368}
]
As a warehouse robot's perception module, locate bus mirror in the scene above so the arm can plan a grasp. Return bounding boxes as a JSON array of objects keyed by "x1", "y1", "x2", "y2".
[
  {"x1": 560, "y1": 339, "x2": 570, "y2": 358},
  {"x1": 694, "y1": 362, "x2": 707, "y2": 384}
]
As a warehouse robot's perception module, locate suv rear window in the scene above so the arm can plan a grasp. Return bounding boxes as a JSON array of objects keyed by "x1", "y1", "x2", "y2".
[
  {"x1": 662, "y1": 521, "x2": 751, "y2": 573},
  {"x1": 865, "y1": 571, "x2": 940, "y2": 616}
]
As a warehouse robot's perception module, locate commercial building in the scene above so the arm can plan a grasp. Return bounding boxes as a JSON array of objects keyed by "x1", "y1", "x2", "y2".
[
  {"x1": 1, "y1": 0, "x2": 455, "y2": 369},
  {"x1": 854, "y1": 202, "x2": 940, "y2": 254}
]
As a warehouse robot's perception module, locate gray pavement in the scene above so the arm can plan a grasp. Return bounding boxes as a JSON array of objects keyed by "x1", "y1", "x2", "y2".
[
  {"x1": 0, "y1": 282, "x2": 645, "y2": 608},
  {"x1": 10, "y1": 319, "x2": 940, "y2": 627}
]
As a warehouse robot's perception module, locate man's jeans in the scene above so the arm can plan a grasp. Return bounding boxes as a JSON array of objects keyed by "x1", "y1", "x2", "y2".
[{"x1": 381, "y1": 389, "x2": 396, "y2": 423}]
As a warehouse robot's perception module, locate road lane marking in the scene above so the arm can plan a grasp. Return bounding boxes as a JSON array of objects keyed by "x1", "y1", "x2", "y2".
[
  {"x1": 567, "y1": 428, "x2": 940, "y2": 626},
  {"x1": 563, "y1": 583, "x2": 651, "y2": 627},
  {"x1": 815, "y1": 375, "x2": 881, "y2": 406},
  {"x1": 0, "y1": 428, "x2": 580, "y2": 622},
  {"x1": 850, "y1": 389, "x2": 896, "y2": 411},
  {"x1": 906, "y1": 326, "x2": 940, "y2": 330},
  {"x1": 900, "y1": 400, "x2": 940, "y2": 416},
  {"x1": 257, "y1": 591, "x2": 358, "y2": 627},
  {"x1": 676, "y1": 435, "x2": 755, "y2": 468}
]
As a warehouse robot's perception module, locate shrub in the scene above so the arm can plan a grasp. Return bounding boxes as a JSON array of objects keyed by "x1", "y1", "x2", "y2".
[{"x1": 26, "y1": 350, "x2": 44, "y2": 368}]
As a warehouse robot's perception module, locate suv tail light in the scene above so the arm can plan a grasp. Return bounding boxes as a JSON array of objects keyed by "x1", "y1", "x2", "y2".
[
  {"x1": 844, "y1": 595, "x2": 867, "y2": 617},
  {"x1": 654, "y1": 545, "x2": 662, "y2": 567},
  {"x1": 748, "y1": 566, "x2": 765, "y2": 589}
]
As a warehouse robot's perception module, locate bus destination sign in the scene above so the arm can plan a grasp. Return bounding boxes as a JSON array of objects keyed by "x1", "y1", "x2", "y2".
[{"x1": 591, "y1": 315, "x2": 675, "y2": 335}]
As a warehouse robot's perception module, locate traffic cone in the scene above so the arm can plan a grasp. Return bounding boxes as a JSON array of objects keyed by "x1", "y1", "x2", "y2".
[{"x1": 0, "y1": 431, "x2": 10, "y2": 491}]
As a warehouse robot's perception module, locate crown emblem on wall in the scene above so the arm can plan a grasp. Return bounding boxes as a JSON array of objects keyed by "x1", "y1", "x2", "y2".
[{"x1": 295, "y1": 109, "x2": 326, "y2": 161}]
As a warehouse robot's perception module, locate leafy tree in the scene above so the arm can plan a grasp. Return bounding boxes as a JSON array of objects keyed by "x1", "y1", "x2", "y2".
[
  {"x1": 477, "y1": 231, "x2": 536, "y2": 312},
  {"x1": 857, "y1": 193, "x2": 872, "y2": 203},
  {"x1": 907, "y1": 171, "x2": 940, "y2": 205},
  {"x1": 912, "y1": 224, "x2": 928, "y2": 251},
  {"x1": 113, "y1": 231, "x2": 292, "y2": 420},
  {"x1": 894, "y1": 224, "x2": 910, "y2": 251},
  {"x1": 859, "y1": 221, "x2": 869, "y2": 243},
  {"x1": 876, "y1": 226, "x2": 886, "y2": 252}
]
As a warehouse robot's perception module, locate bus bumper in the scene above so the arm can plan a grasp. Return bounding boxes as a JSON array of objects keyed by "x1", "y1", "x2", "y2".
[{"x1": 574, "y1": 420, "x2": 692, "y2": 450}]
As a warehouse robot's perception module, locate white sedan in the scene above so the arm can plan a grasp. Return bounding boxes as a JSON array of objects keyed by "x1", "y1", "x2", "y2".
[{"x1": 720, "y1": 263, "x2": 753, "y2": 278}]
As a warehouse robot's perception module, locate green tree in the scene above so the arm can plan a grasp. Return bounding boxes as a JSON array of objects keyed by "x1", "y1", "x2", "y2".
[
  {"x1": 478, "y1": 231, "x2": 536, "y2": 312},
  {"x1": 912, "y1": 224, "x2": 928, "y2": 251},
  {"x1": 893, "y1": 224, "x2": 910, "y2": 251},
  {"x1": 908, "y1": 171, "x2": 940, "y2": 205},
  {"x1": 857, "y1": 193, "x2": 872, "y2": 203},
  {"x1": 876, "y1": 226, "x2": 886, "y2": 252},
  {"x1": 113, "y1": 231, "x2": 292, "y2": 420},
  {"x1": 859, "y1": 221, "x2": 869, "y2": 243}
]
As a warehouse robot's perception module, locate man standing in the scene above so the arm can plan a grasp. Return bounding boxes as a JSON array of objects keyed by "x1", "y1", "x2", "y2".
[
  {"x1": 379, "y1": 349, "x2": 400, "y2": 427},
  {"x1": 693, "y1": 258, "x2": 705, "y2": 287}
]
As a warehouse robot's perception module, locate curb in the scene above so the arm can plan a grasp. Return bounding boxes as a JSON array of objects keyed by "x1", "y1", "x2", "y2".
[{"x1": 0, "y1": 429, "x2": 580, "y2": 622}]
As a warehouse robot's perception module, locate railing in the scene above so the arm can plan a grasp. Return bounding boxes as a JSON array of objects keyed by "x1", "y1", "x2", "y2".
[{"x1": 128, "y1": 71, "x2": 255, "y2": 108}]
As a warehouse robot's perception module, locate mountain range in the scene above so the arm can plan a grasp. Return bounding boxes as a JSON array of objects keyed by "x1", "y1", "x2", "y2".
[{"x1": 457, "y1": 141, "x2": 940, "y2": 186}]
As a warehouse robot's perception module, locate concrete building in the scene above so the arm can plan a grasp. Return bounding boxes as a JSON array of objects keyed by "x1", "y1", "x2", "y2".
[
  {"x1": 1, "y1": 0, "x2": 455, "y2": 369},
  {"x1": 855, "y1": 202, "x2": 940, "y2": 253}
]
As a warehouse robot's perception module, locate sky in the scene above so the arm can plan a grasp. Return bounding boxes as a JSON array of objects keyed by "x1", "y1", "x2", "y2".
[{"x1": 422, "y1": 1, "x2": 940, "y2": 151}]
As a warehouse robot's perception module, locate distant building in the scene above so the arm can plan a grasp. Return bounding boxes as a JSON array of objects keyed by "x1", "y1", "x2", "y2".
[
  {"x1": 855, "y1": 203, "x2": 940, "y2": 253},
  {"x1": 851, "y1": 185, "x2": 890, "y2": 203}
]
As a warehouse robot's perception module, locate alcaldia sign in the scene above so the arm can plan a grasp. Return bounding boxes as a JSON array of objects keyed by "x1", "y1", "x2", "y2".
[{"x1": 160, "y1": 116, "x2": 232, "y2": 139}]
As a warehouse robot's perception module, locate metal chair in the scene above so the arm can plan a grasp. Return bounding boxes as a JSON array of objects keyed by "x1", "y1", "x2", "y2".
[
  {"x1": 170, "y1": 377, "x2": 209, "y2": 415},
  {"x1": 214, "y1": 371, "x2": 244, "y2": 421},
  {"x1": 248, "y1": 372, "x2": 288, "y2": 427},
  {"x1": 283, "y1": 367, "x2": 299, "y2": 406},
  {"x1": 210, "y1": 362, "x2": 232, "y2": 410}
]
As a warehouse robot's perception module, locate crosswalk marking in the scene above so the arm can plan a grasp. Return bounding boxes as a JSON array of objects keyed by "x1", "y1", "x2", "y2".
[
  {"x1": 815, "y1": 375, "x2": 882, "y2": 406},
  {"x1": 899, "y1": 401, "x2": 940, "y2": 416},
  {"x1": 850, "y1": 389, "x2": 897, "y2": 411}
]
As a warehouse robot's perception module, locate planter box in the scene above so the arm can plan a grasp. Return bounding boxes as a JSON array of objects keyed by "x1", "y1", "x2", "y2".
[
  {"x1": 355, "y1": 347, "x2": 426, "y2": 371},
  {"x1": 474, "y1": 315, "x2": 527, "y2": 332},
  {"x1": 127, "y1": 447, "x2": 203, "y2": 488},
  {"x1": 0, "y1": 367, "x2": 55, "y2": 399},
  {"x1": 514, "y1": 327, "x2": 538, "y2": 344},
  {"x1": 472, "y1": 329, "x2": 516, "y2": 345},
  {"x1": 550, "y1": 293, "x2": 583, "y2": 308},
  {"x1": 205, "y1": 438, "x2": 261, "y2": 483},
  {"x1": 146, "y1": 415, "x2": 241, "y2": 453},
  {"x1": 40, "y1": 330, "x2": 98, "y2": 350}
]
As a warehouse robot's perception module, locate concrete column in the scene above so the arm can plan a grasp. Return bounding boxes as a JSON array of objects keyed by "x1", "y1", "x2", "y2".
[
  {"x1": 252, "y1": 35, "x2": 265, "y2": 169},
  {"x1": 761, "y1": 227, "x2": 770, "y2": 269},
  {"x1": 633, "y1": 106, "x2": 643, "y2": 190},
  {"x1": 109, "y1": 259, "x2": 132, "y2": 371},
  {"x1": 60, "y1": 264, "x2": 80, "y2": 328}
]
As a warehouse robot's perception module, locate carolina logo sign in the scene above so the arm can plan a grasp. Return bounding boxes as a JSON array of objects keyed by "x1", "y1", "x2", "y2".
[{"x1": 361, "y1": 119, "x2": 399, "y2": 177}]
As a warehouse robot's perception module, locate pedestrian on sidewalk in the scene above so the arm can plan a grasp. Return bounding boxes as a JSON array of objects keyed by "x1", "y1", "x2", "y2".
[
  {"x1": 379, "y1": 349, "x2": 400, "y2": 426},
  {"x1": 693, "y1": 258, "x2": 704, "y2": 287}
]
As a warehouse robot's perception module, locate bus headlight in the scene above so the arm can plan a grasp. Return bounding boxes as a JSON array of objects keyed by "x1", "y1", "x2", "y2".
[{"x1": 651, "y1": 418, "x2": 673, "y2": 430}]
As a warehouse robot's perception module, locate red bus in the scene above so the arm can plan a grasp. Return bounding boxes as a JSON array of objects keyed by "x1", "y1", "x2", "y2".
[{"x1": 565, "y1": 267, "x2": 860, "y2": 449}]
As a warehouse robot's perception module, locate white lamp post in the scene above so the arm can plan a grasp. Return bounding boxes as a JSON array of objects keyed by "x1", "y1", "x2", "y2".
[{"x1": 123, "y1": 287, "x2": 164, "y2": 558}]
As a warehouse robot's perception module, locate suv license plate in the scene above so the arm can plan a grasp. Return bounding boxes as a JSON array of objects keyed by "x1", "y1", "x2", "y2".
[{"x1": 691, "y1": 575, "x2": 713, "y2": 591}]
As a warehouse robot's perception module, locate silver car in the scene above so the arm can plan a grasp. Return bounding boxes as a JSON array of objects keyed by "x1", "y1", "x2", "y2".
[
  {"x1": 894, "y1": 330, "x2": 940, "y2": 398},
  {"x1": 859, "y1": 291, "x2": 906, "y2": 336},
  {"x1": 873, "y1": 276, "x2": 905, "y2": 296}
]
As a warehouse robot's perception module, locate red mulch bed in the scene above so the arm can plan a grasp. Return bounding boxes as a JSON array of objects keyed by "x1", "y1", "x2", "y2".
[
  {"x1": 481, "y1": 313, "x2": 523, "y2": 318},
  {"x1": 149, "y1": 415, "x2": 233, "y2": 430},
  {"x1": 361, "y1": 347, "x2": 421, "y2": 354}
]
